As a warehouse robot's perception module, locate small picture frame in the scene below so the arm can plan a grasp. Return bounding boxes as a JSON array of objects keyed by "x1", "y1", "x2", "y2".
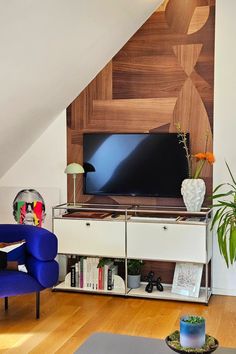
[{"x1": 172, "y1": 262, "x2": 203, "y2": 298}]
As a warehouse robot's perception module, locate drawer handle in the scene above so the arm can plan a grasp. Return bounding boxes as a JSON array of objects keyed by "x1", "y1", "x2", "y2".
[
  {"x1": 86, "y1": 222, "x2": 90, "y2": 227},
  {"x1": 163, "y1": 226, "x2": 168, "y2": 230}
]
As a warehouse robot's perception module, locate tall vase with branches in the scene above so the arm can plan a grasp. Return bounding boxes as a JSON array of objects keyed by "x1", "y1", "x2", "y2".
[{"x1": 175, "y1": 123, "x2": 215, "y2": 212}]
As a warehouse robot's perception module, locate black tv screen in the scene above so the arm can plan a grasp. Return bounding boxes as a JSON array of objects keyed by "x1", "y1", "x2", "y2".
[{"x1": 83, "y1": 133, "x2": 189, "y2": 197}]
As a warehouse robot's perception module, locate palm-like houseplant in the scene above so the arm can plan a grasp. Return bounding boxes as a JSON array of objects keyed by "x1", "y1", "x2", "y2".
[{"x1": 211, "y1": 162, "x2": 236, "y2": 267}]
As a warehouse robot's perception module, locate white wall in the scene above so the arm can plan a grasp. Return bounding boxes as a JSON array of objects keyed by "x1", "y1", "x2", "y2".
[
  {"x1": 0, "y1": 110, "x2": 66, "y2": 196},
  {"x1": 212, "y1": 0, "x2": 236, "y2": 295},
  {"x1": 0, "y1": 110, "x2": 67, "y2": 230},
  {"x1": 0, "y1": 0, "x2": 163, "y2": 178}
]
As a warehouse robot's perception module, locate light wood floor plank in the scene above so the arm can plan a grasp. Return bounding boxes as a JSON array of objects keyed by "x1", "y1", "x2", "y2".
[{"x1": 1, "y1": 290, "x2": 236, "y2": 353}]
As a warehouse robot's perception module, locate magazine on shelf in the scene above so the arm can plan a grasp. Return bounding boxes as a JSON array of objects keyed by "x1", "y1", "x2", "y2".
[
  {"x1": 172, "y1": 262, "x2": 203, "y2": 298},
  {"x1": 62, "y1": 211, "x2": 111, "y2": 219}
]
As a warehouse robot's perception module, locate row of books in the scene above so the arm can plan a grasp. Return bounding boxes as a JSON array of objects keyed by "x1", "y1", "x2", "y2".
[{"x1": 70, "y1": 257, "x2": 118, "y2": 291}]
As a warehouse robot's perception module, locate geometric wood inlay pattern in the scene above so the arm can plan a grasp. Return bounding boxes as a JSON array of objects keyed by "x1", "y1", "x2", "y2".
[
  {"x1": 173, "y1": 44, "x2": 203, "y2": 76},
  {"x1": 112, "y1": 55, "x2": 187, "y2": 99},
  {"x1": 166, "y1": 0, "x2": 210, "y2": 35},
  {"x1": 190, "y1": 70, "x2": 213, "y2": 127},
  {"x1": 67, "y1": 0, "x2": 215, "y2": 206},
  {"x1": 172, "y1": 77, "x2": 213, "y2": 194},
  {"x1": 188, "y1": 5, "x2": 210, "y2": 35},
  {"x1": 91, "y1": 98, "x2": 177, "y2": 132}
]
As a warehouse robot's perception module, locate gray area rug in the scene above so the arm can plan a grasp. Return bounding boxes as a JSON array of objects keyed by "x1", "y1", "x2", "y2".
[{"x1": 74, "y1": 332, "x2": 236, "y2": 354}]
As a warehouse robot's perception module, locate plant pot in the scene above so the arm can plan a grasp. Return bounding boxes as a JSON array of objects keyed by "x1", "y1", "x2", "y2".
[
  {"x1": 180, "y1": 316, "x2": 205, "y2": 348},
  {"x1": 127, "y1": 274, "x2": 141, "y2": 289},
  {"x1": 181, "y1": 178, "x2": 206, "y2": 212}
]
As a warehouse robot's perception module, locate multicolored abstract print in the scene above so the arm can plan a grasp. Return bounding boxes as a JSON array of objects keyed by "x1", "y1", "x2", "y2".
[
  {"x1": 13, "y1": 189, "x2": 46, "y2": 227},
  {"x1": 15, "y1": 201, "x2": 44, "y2": 227}
]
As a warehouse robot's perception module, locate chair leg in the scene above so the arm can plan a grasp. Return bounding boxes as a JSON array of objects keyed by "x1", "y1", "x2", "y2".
[
  {"x1": 36, "y1": 292, "x2": 40, "y2": 319},
  {"x1": 4, "y1": 297, "x2": 8, "y2": 311}
]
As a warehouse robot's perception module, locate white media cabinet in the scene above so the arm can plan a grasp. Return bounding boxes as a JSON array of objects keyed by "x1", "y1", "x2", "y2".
[{"x1": 52, "y1": 203, "x2": 212, "y2": 304}]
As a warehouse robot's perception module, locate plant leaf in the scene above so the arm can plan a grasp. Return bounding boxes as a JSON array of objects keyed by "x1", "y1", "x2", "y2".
[
  {"x1": 225, "y1": 161, "x2": 236, "y2": 185},
  {"x1": 229, "y1": 225, "x2": 236, "y2": 264},
  {"x1": 212, "y1": 183, "x2": 226, "y2": 194},
  {"x1": 215, "y1": 201, "x2": 236, "y2": 208},
  {"x1": 211, "y1": 162, "x2": 236, "y2": 266},
  {"x1": 211, "y1": 203, "x2": 229, "y2": 207},
  {"x1": 217, "y1": 224, "x2": 225, "y2": 255},
  {"x1": 218, "y1": 211, "x2": 232, "y2": 229},
  {"x1": 225, "y1": 183, "x2": 236, "y2": 191},
  {"x1": 221, "y1": 233, "x2": 229, "y2": 267},
  {"x1": 218, "y1": 216, "x2": 232, "y2": 267},
  {"x1": 211, "y1": 191, "x2": 235, "y2": 199},
  {"x1": 211, "y1": 207, "x2": 227, "y2": 230}
]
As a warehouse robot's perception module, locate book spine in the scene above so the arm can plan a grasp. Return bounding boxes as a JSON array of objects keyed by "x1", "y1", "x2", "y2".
[
  {"x1": 70, "y1": 265, "x2": 76, "y2": 287},
  {"x1": 83, "y1": 258, "x2": 87, "y2": 288},
  {"x1": 95, "y1": 258, "x2": 99, "y2": 290},
  {"x1": 75, "y1": 262, "x2": 79, "y2": 287},
  {"x1": 107, "y1": 268, "x2": 113, "y2": 290},
  {"x1": 111, "y1": 266, "x2": 116, "y2": 290},
  {"x1": 80, "y1": 257, "x2": 83, "y2": 288},
  {"x1": 87, "y1": 257, "x2": 91, "y2": 288},
  {"x1": 104, "y1": 264, "x2": 108, "y2": 291},
  {"x1": 98, "y1": 266, "x2": 103, "y2": 290},
  {"x1": 78, "y1": 261, "x2": 81, "y2": 287},
  {"x1": 92, "y1": 258, "x2": 96, "y2": 290},
  {"x1": 104, "y1": 261, "x2": 114, "y2": 291}
]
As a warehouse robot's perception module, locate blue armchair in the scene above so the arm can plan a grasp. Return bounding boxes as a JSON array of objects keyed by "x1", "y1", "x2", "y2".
[{"x1": 0, "y1": 224, "x2": 59, "y2": 319}]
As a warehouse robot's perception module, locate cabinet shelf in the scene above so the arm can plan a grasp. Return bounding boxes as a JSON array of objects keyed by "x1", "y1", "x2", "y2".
[
  {"x1": 53, "y1": 203, "x2": 213, "y2": 304},
  {"x1": 127, "y1": 283, "x2": 211, "y2": 304},
  {"x1": 53, "y1": 281, "x2": 211, "y2": 304},
  {"x1": 53, "y1": 281, "x2": 126, "y2": 296}
]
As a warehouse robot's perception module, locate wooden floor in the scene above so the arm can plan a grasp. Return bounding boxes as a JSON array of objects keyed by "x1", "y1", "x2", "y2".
[{"x1": 1, "y1": 290, "x2": 236, "y2": 353}]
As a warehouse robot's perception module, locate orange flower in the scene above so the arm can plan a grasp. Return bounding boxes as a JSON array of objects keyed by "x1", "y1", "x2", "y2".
[
  {"x1": 205, "y1": 152, "x2": 215, "y2": 164},
  {"x1": 175, "y1": 123, "x2": 215, "y2": 178},
  {"x1": 192, "y1": 151, "x2": 215, "y2": 178},
  {"x1": 194, "y1": 153, "x2": 206, "y2": 160}
]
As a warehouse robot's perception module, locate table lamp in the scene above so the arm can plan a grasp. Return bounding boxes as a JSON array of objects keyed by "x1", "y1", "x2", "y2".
[{"x1": 64, "y1": 163, "x2": 84, "y2": 205}]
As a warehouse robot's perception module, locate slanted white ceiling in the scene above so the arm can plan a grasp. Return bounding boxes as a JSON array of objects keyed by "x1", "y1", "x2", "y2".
[{"x1": 0, "y1": 0, "x2": 163, "y2": 177}]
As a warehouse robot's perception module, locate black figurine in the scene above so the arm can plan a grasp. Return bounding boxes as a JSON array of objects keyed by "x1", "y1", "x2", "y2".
[{"x1": 145, "y1": 271, "x2": 164, "y2": 293}]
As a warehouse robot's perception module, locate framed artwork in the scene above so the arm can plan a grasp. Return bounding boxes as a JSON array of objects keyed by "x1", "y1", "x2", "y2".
[{"x1": 172, "y1": 262, "x2": 203, "y2": 298}]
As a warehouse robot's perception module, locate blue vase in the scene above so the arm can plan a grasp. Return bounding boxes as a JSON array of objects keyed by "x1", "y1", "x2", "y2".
[{"x1": 180, "y1": 316, "x2": 205, "y2": 348}]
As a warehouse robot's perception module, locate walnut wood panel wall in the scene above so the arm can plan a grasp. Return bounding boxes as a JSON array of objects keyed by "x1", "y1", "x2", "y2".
[{"x1": 67, "y1": 0, "x2": 215, "y2": 206}]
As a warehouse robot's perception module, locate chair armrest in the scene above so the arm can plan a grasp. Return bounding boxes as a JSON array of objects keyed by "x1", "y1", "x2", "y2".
[
  {"x1": 27, "y1": 256, "x2": 59, "y2": 288},
  {"x1": 0, "y1": 224, "x2": 57, "y2": 261},
  {"x1": 24, "y1": 227, "x2": 58, "y2": 261}
]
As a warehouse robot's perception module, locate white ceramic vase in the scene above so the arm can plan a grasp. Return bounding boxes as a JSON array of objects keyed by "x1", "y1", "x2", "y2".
[{"x1": 181, "y1": 179, "x2": 206, "y2": 212}]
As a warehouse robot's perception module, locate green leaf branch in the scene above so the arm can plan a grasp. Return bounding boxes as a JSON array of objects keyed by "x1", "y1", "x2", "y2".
[{"x1": 211, "y1": 162, "x2": 236, "y2": 267}]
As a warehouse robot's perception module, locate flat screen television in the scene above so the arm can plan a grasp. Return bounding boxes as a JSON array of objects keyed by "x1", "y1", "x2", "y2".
[{"x1": 83, "y1": 133, "x2": 189, "y2": 198}]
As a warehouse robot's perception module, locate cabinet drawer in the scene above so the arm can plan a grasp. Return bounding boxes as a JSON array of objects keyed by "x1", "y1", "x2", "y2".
[
  {"x1": 127, "y1": 222, "x2": 207, "y2": 263},
  {"x1": 54, "y1": 218, "x2": 125, "y2": 257}
]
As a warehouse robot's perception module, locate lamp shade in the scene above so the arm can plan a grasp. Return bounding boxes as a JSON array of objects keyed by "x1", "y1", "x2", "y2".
[{"x1": 64, "y1": 163, "x2": 84, "y2": 174}]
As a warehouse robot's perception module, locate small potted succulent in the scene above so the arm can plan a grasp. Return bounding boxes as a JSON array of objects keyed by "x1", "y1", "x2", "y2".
[
  {"x1": 166, "y1": 315, "x2": 219, "y2": 353},
  {"x1": 180, "y1": 315, "x2": 205, "y2": 348},
  {"x1": 127, "y1": 259, "x2": 143, "y2": 289}
]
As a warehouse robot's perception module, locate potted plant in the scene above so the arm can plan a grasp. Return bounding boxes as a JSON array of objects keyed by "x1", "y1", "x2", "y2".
[
  {"x1": 180, "y1": 315, "x2": 205, "y2": 348},
  {"x1": 127, "y1": 259, "x2": 143, "y2": 289},
  {"x1": 211, "y1": 162, "x2": 236, "y2": 267}
]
